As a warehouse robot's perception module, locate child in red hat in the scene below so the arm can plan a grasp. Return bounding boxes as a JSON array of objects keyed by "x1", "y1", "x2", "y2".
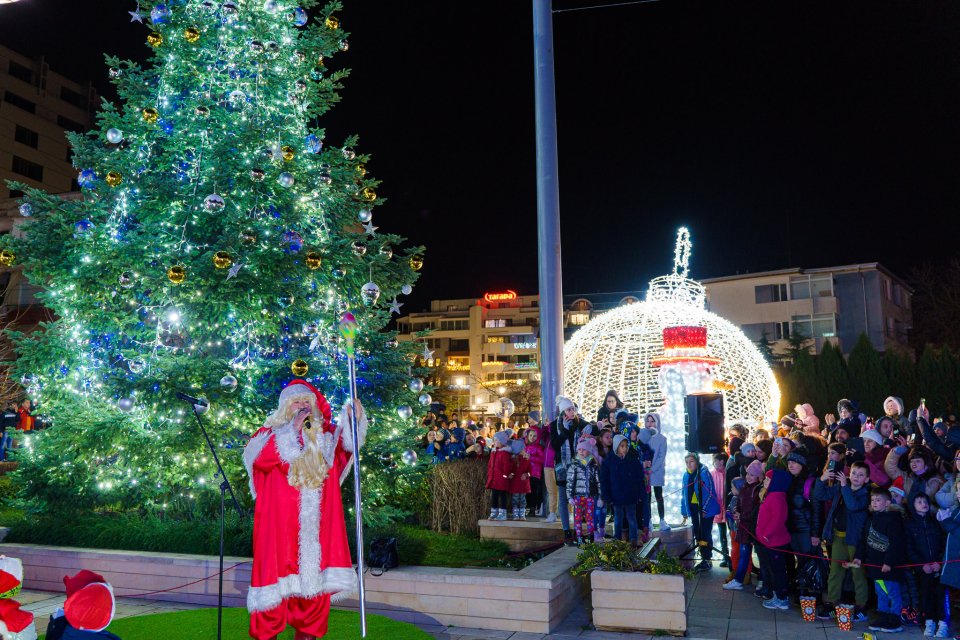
[{"x1": 45, "y1": 570, "x2": 120, "y2": 640}]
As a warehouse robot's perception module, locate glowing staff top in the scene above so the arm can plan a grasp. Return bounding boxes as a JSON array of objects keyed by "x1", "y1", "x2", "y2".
[{"x1": 647, "y1": 227, "x2": 707, "y2": 309}]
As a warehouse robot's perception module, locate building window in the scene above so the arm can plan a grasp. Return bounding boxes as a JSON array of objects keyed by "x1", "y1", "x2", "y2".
[
  {"x1": 66, "y1": 147, "x2": 74, "y2": 163},
  {"x1": 755, "y1": 284, "x2": 787, "y2": 304},
  {"x1": 886, "y1": 317, "x2": 895, "y2": 338},
  {"x1": 789, "y1": 275, "x2": 833, "y2": 300},
  {"x1": 7, "y1": 61, "x2": 33, "y2": 84},
  {"x1": 11, "y1": 156, "x2": 43, "y2": 182},
  {"x1": 17, "y1": 282, "x2": 41, "y2": 306},
  {"x1": 793, "y1": 313, "x2": 837, "y2": 339},
  {"x1": 487, "y1": 335, "x2": 505, "y2": 343},
  {"x1": 57, "y1": 115, "x2": 86, "y2": 133},
  {"x1": 774, "y1": 321, "x2": 790, "y2": 341},
  {"x1": 440, "y1": 319, "x2": 468, "y2": 331},
  {"x1": 498, "y1": 302, "x2": 510, "y2": 309},
  {"x1": 892, "y1": 283, "x2": 902, "y2": 307},
  {"x1": 3, "y1": 91, "x2": 36, "y2": 114},
  {"x1": 412, "y1": 322, "x2": 434, "y2": 331},
  {"x1": 8, "y1": 190, "x2": 24, "y2": 199},
  {"x1": 14, "y1": 125, "x2": 38, "y2": 149},
  {"x1": 532, "y1": 301, "x2": 539, "y2": 307},
  {"x1": 60, "y1": 86, "x2": 85, "y2": 109},
  {"x1": 484, "y1": 319, "x2": 507, "y2": 328},
  {"x1": 570, "y1": 299, "x2": 592, "y2": 311},
  {"x1": 569, "y1": 312, "x2": 590, "y2": 325}
]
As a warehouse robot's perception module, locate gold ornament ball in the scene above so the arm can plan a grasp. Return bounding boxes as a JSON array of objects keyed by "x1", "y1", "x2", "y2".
[
  {"x1": 106, "y1": 171, "x2": 123, "y2": 187},
  {"x1": 185, "y1": 27, "x2": 201, "y2": 42},
  {"x1": 305, "y1": 252, "x2": 321, "y2": 269},
  {"x1": 409, "y1": 255, "x2": 424, "y2": 271},
  {"x1": 147, "y1": 32, "x2": 163, "y2": 47},
  {"x1": 357, "y1": 163, "x2": 367, "y2": 175},
  {"x1": 167, "y1": 265, "x2": 186, "y2": 284},
  {"x1": 0, "y1": 251, "x2": 15, "y2": 266},
  {"x1": 143, "y1": 108, "x2": 159, "y2": 123},
  {"x1": 362, "y1": 187, "x2": 377, "y2": 202},
  {"x1": 291, "y1": 359, "x2": 309, "y2": 376},
  {"x1": 325, "y1": 15, "x2": 339, "y2": 29},
  {"x1": 213, "y1": 251, "x2": 233, "y2": 269},
  {"x1": 281, "y1": 145, "x2": 295, "y2": 161}
]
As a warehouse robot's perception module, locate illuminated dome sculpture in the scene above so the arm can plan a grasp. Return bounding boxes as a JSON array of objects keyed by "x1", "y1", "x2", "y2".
[{"x1": 563, "y1": 228, "x2": 780, "y2": 521}]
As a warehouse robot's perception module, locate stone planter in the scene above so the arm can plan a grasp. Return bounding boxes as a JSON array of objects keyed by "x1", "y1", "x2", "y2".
[{"x1": 590, "y1": 570, "x2": 686, "y2": 635}]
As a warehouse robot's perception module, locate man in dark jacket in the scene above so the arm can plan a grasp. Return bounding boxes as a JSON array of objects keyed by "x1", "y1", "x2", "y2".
[
  {"x1": 904, "y1": 493, "x2": 947, "y2": 636},
  {"x1": 550, "y1": 396, "x2": 590, "y2": 543},
  {"x1": 600, "y1": 434, "x2": 645, "y2": 546},
  {"x1": 916, "y1": 406, "x2": 960, "y2": 469},
  {"x1": 813, "y1": 460, "x2": 871, "y2": 621},
  {"x1": 853, "y1": 488, "x2": 907, "y2": 634}
]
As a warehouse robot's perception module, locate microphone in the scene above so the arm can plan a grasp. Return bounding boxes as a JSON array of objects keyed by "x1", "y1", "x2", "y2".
[{"x1": 176, "y1": 392, "x2": 208, "y2": 407}]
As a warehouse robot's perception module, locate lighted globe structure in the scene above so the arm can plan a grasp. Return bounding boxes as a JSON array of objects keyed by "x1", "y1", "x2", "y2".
[{"x1": 563, "y1": 228, "x2": 780, "y2": 522}]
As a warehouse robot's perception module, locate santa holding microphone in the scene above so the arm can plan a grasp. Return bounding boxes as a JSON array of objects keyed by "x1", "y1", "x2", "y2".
[{"x1": 243, "y1": 379, "x2": 366, "y2": 640}]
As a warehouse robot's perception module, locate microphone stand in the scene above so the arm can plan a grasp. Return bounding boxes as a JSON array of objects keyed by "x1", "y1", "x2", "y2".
[{"x1": 182, "y1": 397, "x2": 244, "y2": 640}]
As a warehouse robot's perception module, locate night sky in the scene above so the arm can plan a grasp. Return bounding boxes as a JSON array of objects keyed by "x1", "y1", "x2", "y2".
[{"x1": 4, "y1": 0, "x2": 959, "y2": 313}]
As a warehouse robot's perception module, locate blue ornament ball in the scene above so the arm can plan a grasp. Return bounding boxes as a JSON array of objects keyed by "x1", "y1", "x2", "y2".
[
  {"x1": 151, "y1": 4, "x2": 171, "y2": 24},
  {"x1": 74, "y1": 220, "x2": 95, "y2": 237},
  {"x1": 282, "y1": 231, "x2": 303, "y2": 253},
  {"x1": 78, "y1": 169, "x2": 98, "y2": 189},
  {"x1": 305, "y1": 134, "x2": 323, "y2": 154},
  {"x1": 290, "y1": 7, "x2": 308, "y2": 26}
]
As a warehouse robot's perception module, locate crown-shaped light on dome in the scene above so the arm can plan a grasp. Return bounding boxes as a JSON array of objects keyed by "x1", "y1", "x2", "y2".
[
  {"x1": 651, "y1": 325, "x2": 722, "y2": 367},
  {"x1": 646, "y1": 227, "x2": 707, "y2": 309}
]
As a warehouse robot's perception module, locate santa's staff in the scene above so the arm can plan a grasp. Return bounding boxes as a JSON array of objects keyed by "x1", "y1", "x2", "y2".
[{"x1": 339, "y1": 311, "x2": 367, "y2": 637}]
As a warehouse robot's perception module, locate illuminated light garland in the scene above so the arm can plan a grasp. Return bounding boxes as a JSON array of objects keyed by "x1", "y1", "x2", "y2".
[{"x1": 563, "y1": 228, "x2": 780, "y2": 522}]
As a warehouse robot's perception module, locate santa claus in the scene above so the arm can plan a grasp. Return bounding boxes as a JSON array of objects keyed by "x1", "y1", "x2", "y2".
[{"x1": 243, "y1": 379, "x2": 366, "y2": 640}]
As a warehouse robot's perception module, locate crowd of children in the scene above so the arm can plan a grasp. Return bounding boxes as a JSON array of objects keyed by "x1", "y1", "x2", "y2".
[{"x1": 460, "y1": 390, "x2": 960, "y2": 636}]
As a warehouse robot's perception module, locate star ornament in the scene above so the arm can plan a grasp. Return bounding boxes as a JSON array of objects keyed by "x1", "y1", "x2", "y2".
[
  {"x1": 129, "y1": 8, "x2": 145, "y2": 22},
  {"x1": 387, "y1": 297, "x2": 403, "y2": 315},
  {"x1": 421, "y1": 343, "x2": 434, "y2": 362},
  {"x1": 362, "y1": 221, "x2": 378, "y2": 237},
  {"x1": 225, "y1": 262, "x2": 243, "y2": 280}
]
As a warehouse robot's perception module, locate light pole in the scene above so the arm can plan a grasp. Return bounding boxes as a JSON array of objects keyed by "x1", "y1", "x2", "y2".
[{"x1": 533, "y1": 0, "x2": 564, "y2": 427}]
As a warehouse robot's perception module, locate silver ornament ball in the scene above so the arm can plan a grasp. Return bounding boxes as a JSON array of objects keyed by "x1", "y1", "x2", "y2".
[
  {"x1": 106, "y1": 128, "x2": 124, "y2": 144},
  {"x1": 418, "y1": 393, "x2": 432, "y2": 406},
  {"x1": 408, "y1": 379, "x2": 424, "y2": 393},
  {"x1": 495, "y1": 397, "x2": 516, "y2": 420},
  {"x1": 204, "y1": 193, "x2": 225, "y2": 212},
  {"x1": 118, "y1": 397, "x2": 135, "y2": 412},
  {"x1": 263, "y1": 0, "x2": 279, "y2": 13},
  {"x1": 18, "y1": 203, "x2": 32, "y2": 217},
  {"x1": 401, "y1": 449, "x2": 418, "y2": 465},
  {"x1": 278, "y1": 172, "x2": 295, "y2": 188},
  {"x1": 358, "y1": 208, "x2": 372, "y2": 223},
  {"x1": 401, "y1": 284, "x2": 413, "y2": 296},
  {"x1": 220, "y1": 374, "x2": 238, "y2": 392},
  {"x1": 194, "y1": 396, "x2": 210, "y2": 414},
  {"x1": 397, "y1": 404, "x2": 413, "y2": 420},
  {"x1": 361, "y1": 282, "x2": 380, "y2": 306}
]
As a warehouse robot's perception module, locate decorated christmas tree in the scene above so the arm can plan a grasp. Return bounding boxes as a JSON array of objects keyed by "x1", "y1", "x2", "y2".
[{"x1": 4, "y1": 0, "x2": 427, "y2": 518}]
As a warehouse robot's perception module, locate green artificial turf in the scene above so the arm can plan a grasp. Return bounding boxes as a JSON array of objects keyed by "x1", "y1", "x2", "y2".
[{"x1": 38, "y1": 607, "x2": 432, "y2": 640}]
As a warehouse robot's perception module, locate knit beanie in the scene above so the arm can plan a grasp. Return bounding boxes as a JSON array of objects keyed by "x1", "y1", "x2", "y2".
[
  {"x1": 861, "y1": 429, "x2": 883, "y2": 447},
  {"x1": 786, "y1": 451, "x2": 807, "y2": 468},
  {"x1": 527, "y1": 410, "x2": 541, "y2": 423},
  {"x1": 577, "y1": 437, "x2": 598, "y2": 459},
  {"x1": 741, "y1": 442, "x2": 756, "y2": 456},
  {"x1": 508, "y1": 440, "x2": 525, "y2": 455},
  {"x1": 556, "y1": 395, "x2": 574, "y2": 413},
  {"x1": 493, "y1": 431, "x2": 511, "y2": 447},
  {"x1": 612, "y1": 434, "x2": 628, "y2": 454},
  {"x1": 746, "y1": 460, "x2": 764, "y2": 478}
]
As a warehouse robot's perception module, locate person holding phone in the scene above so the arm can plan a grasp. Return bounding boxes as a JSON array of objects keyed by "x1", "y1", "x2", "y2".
[{"x1": 813, "y1": 461, "x2": 871, "y2": 622}]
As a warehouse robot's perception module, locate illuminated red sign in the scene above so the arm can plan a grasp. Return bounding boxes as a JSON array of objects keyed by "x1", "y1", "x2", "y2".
[{"x1": 484, "y1": 290, "x2": 517, "y2": 302}]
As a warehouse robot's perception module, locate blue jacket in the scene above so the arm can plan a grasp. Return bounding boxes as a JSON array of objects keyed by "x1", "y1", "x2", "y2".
[
  {"x1": 813, "y1": 479, "x2": 870, "y2": 548},
  {"x1": 438, "y1": 441, "x2": 465, "y2": 462},
  {"x1": 680, "y1": 464, "x2": 720, "y2": 519},
  {"x1": 940, "y1": 507, "x2": 960, "y2": 588},
  {"x1": 600, "y1": 452, "x2": 645, "y2": 506}
]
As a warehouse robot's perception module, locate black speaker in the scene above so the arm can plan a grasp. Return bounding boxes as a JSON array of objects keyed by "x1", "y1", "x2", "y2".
[{"x1": 684, "y1": 393, "x2": 725, "y2": 454}]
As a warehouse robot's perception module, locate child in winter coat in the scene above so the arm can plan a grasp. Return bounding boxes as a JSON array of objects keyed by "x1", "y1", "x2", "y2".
[
  {"x1": 680, "y1": 454, "x2": 721, "y2": 572},
  {"x1": 600, "y1": 435, "x2": 645, "y2": 545},
  {"x1": 568, "y1": 438, "x2": 601, "y2": 545},
  {"x1": 524, "y1": 425, "x2": 546, "y2": 517},
  {"x1": 853, "y1": 488, "x2": 907, "y2": 634},
  {"x1": 635, "y1": 426, "x2": 655, "y2": 542},
  {"x1": 439, "y1": 427, "x2": 467, "y2": 463},
  {"x1": 812, "y1": 460, "x2": 871, "y2": 622},
  {"x1": 723, "y1": 459, "x2": 764, "y2": 591},
  {"x1": 644, "y1": 413, "x2": 669, "y2": 532},
  {"x1": 757, "y1": 469, "x2": 793, "y2": 610},
  {"x1": 507, "y1": 440, "x2": 531, "y2": 521},
  {"x1": 904, "y1": 493, "x2": 947, "y2": 637},
  {"x1": 486, "y1": 431, "x2": 513, "y2": 521},
  {"x1": 861, "y1": 429, "x2": 891, "y2": 489},
  {"x1": 711, "y1": 453, "x2": 730, "y2": 568}
]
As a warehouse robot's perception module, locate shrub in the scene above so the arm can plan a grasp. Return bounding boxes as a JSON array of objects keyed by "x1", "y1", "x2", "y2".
[
  {"x1": 426, "y1": 457, "x2": 489, "y2": 535},
  {"x1": 570, "y1": 542, "x2": 693, "y2": 579}
]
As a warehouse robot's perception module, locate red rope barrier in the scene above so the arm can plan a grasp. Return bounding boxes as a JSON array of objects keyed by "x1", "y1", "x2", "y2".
[{"x1": 120, "y1": 562, "x2": 250, "y2": 598}]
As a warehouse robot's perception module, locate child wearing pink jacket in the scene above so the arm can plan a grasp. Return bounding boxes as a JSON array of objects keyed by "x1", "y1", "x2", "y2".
[{"x1": 757, "y1": 469, "x2": 792, "y2": 611}]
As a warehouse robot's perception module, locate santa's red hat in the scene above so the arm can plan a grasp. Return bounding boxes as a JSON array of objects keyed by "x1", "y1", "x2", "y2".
[
  {"x1": 278, "y1": 379, "x2": 332, "y2": 427},
  {"x1": 63, "y1": 570, "x2": 115, "y2": 633}
]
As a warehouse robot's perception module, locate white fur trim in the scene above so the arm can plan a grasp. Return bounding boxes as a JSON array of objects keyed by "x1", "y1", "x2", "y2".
[
  {"x1": 337, "y1": 400, "x2": 367, "y2": 453},
  {"x1": 246, "y1": 567, "x2": 359, "y2": 613},
  {"x1": 2, "y1": 621, "x2": 37, "y2": 640},
  {"x1": 242, "y1": 431, "x2": 272, "y2": 500},
  {"x1": 325, "y1": 567, "x2": 359, "y2": 601},
  {"x1": 278, "y1": 383, "x2": 315, "y2": 410},
  {"x1": 298, "y1": 488, "x2": 322, "y2": 598},
  {"x1": 273, "y1": 421, "x2": 305, "y2": 466}
]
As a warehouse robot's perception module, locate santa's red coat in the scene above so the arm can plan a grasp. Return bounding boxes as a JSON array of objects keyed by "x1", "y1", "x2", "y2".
[{"x1": 243, "y1": 407, "x2": 364, "y2": 622}]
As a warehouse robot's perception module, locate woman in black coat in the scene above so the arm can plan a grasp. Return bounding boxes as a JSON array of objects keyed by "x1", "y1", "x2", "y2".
[{"x1": 784, "y1": 447, "x2": 822, "y2": 591}]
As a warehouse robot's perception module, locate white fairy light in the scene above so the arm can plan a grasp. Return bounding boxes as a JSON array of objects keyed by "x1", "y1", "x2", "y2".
[{"x1": 563, "y1": 227, "x2": 780, "y2": 522}]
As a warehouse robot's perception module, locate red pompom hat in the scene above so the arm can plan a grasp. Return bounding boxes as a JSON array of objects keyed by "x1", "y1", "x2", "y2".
[{"x1": 63, "y1": 570, "x2": 115, "y2": 633}]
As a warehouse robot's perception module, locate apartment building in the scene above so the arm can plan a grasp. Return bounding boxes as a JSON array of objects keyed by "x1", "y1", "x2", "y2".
[
  {"x1": 701, "y1": 263, "x2": 912, "y2": 356},
  {"x1": 0, "y1": 44, "x2": 98, "y2": 199}
]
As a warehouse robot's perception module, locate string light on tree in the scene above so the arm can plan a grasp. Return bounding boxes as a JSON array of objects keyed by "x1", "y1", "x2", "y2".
[{"x1": 563, "y1": 228, "x2": 780, "y2": 522}]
